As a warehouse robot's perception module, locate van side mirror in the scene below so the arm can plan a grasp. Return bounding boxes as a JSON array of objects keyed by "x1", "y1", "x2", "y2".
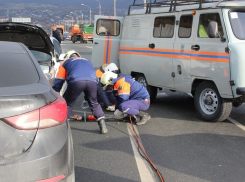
[
  {"x1": 208, "y1": 21, "x2": 226, "y2": 42},
  {"x1": 58, "y1": 53, "x2": 66, "y2": 62},
  {"x1": 208, "y1": 21, "x2": 218, "y2": 38}
]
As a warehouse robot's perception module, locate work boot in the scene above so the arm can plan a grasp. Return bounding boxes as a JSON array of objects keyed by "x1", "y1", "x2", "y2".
[
  {"x1": 120, "y1": 115, "x2": 140, "y2": 123},
  {"x1": 98, "y1": 119, "x2": 108, "y2": 134},
  {"x1": 136, "y1": 111, "x2": 151, "y2": 126}
]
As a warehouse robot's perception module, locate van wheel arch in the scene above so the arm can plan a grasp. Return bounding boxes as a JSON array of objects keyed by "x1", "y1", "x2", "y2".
[{"x1": 133, "y1": 72, "x2": 157, "y2": 103}]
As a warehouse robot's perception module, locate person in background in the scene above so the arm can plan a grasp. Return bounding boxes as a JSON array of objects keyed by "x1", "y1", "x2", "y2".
[
  {"x1": 52, "y1": 25, "x2": 62, "y2": 43},
  {"x1": 52, "y1": 50, "x2": 108, "y2": 134},
  {"x1": 101, "y1": 71, "x2": 151, "y2": 126}
]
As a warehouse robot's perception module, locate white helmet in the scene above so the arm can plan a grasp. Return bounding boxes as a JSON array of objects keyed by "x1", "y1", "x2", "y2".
[
  {"x1": 64, "y1": 50, "x2": 81, "y2": 61},
  {"x1": 98, "y1": 26, "x2": 107, "y2": 35},
  {"x1": 101, "y1": 72, "x2": 118, "y2": 88},
  {"x1": 104, "y1": 63, "x2": 119, "y2": 73}
]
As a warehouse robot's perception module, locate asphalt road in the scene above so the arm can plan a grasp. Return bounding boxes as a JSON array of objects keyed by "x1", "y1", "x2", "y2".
[{"x1": 61, "y1": 40, "x2": 245, "y2": 182}]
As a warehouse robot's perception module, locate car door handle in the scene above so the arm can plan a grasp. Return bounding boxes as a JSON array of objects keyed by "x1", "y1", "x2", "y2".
[
  {"x1": 191, "y1": 45, "x2": 200, "y2": 51},
  {"x1": 94, "y1": 42, "x2": 99, "y2": 44},
  {"x1": 149, "y1": 43, "x2": 155, "y2": 49}
]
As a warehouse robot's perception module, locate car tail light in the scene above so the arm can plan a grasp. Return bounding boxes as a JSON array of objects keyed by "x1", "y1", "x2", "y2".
[{"x1": 3, "y1": 96, "x2": 67, "y2": 130}]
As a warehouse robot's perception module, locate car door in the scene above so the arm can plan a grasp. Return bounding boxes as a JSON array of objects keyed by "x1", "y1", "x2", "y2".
[{"x1": 91, "y1": 15, "x2": 124, "y2": 68}]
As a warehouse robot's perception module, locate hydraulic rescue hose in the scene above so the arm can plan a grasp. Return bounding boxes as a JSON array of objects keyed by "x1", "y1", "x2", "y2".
[{"x1": 129, "y1": 116, "x2": 165, "y2": 182}]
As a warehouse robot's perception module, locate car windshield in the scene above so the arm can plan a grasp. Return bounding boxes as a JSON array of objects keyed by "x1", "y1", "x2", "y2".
[
  {"x1": 30, "y1": 50, "x2": 52, "y2": 63},
  {"x1": 229, "y1": 11, "x2": 245, "y2": 40}
]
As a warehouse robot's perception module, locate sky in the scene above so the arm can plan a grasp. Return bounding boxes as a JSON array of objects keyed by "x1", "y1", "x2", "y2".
[{"x1": 0, "y1": 0, "x2": 141, "y2": 9}]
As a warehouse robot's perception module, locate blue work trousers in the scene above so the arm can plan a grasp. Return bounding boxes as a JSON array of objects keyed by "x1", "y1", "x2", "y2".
[
  {"x1": 97, "y1": 82, "x2": 116, "y2": 107},
  {"x1": 63, "y1": 80, "x2": 105, "y2": 120},
  {"x1": 118, "y1": 100, "x2": 149, "y2": 116}
]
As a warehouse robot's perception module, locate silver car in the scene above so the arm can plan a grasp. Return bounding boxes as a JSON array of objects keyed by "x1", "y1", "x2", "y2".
[{"x1": 0, "y1": 41, "x2": 74, "y2": 182}]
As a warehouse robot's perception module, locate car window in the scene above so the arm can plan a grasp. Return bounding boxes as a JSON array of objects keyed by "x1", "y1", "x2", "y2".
[
  {"x1": 178, "y1": 15, "x2": 193, "y2": 38},
  {"x1": 198, "y1": 13, "x2": 223, "y2": 38},
  {"x1": 229, "y1": 11, "x2": 245, "y2": 40},
  {"x1": 30, "y1": 50, "x2": 52, "y2": 63},
  {"x1": 53, "y1": 39, "x2": 62, "y2": 55},
  {"x1": 0, "y1": 53, "x2": 39, "y2": 87}
]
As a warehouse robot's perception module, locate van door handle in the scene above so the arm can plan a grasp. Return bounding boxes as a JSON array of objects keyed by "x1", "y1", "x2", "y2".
[
  {"x1": 94, "y1": 42, "x2": 99, "y2": 44},
  {"x1": 149, "y1": 43, "x2": 155, "y2": 49},
  {"x1": 191, "y1": 45, "x2": 200, "y2": 51}
]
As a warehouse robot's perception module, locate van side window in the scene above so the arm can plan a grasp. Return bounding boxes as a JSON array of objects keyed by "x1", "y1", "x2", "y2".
[
  {"x1": 96, "y1": 19, "x2": 120, "y2": 36},
  {"x1": 153, "y1": 16, "x2": 175, "y2": 38},
  {"x1": 198, "y1": 13, "x2": 223, "y2": 38},
  {"x1": 178, "y1": 15, "x2": 193, "y2": 38}
]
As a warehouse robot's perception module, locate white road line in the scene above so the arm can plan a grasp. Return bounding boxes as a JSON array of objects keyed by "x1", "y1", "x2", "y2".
[
  {"x1": 127, "y1": 124, "x2": 158, "y2": 182},
  {"x1": 227, "y1": 117, "x2": 245, "y2": 131},
  {"x1": 86, "y1": 46, "x2": 93, "y2": 49}
]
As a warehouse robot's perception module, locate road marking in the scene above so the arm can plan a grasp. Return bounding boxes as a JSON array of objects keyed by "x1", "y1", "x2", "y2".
[
  {"x1": 227, "y1": 117, "x2": 245, "y2": 131},
  {"x1": 127, "y1": 124, "x2": 158, "y2": 182},
  {"x1": 86, "y1": 46, "x2": 93, "y2": 49}
]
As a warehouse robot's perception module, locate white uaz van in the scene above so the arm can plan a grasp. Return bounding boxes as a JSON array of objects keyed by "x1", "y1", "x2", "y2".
[{"x1": 91, "y1": 0, "x2": 245, "y2": 122}]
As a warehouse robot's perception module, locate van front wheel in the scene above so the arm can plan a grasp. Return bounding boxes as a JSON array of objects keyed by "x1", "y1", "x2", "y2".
[
  {"x1": 135, "y1": 74, "x2": 157, "y2": 103},
  {"x1": 194, "y1": 81, "x2": 232, "y2": 122}
]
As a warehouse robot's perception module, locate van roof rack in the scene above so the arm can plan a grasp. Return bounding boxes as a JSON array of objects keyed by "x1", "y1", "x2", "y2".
[{"x1": 128, "y1": 0, "x2": 225, "y2": 15}]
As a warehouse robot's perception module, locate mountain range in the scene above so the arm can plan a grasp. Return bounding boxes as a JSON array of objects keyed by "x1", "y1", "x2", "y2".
[{"x1": 0, "y1": 0, "x2": 138, "y2": 9}]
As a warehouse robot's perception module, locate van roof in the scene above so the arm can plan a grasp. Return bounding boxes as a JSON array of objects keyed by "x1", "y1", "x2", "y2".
[{"x1": 128, "y1": 0, "x2": 245, "y2": 15}]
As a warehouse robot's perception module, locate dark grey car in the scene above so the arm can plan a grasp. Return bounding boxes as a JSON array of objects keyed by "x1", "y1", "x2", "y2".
[{"x1": 0, "y1": 41, "x2": 74, "y2": 182}]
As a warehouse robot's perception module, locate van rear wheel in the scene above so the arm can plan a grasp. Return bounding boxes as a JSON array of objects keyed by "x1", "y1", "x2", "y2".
[
  {"x1": 135, "y1": 74, "x2": 157, "y2": 103},
  {"x1": 194, "y1": 81, "x2": 232, "y2": 122}
]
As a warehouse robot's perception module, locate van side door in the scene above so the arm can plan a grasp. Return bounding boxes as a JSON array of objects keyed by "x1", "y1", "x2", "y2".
[
  {"x1": 173, "y1": 12, "x2": 194, "y2": 92},
  {"x1": 193, "y1": 10, "x2": 231, "y2": 98},
  {"x1": 148, "y1": 14, "x2": 176, "y2": 89},
  {"x1": 91, "y1": 15, "x2": 124, "y2": 68}
]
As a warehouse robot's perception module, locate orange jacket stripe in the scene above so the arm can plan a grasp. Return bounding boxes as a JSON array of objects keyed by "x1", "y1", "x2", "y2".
[
  {"x1": 114, "y1": 77, "x2": 130, "y2": 95},
  {"x1": 56, "y1": 62, "x2": 67, "y2": 80},
  {"x1": 96, "y1": 69, "x2": 104, "y2": 78}
]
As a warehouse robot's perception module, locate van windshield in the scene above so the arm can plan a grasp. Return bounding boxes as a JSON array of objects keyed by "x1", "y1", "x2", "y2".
[{"x1": 229, "y1": 11, "x2": 245, "y2": 40}]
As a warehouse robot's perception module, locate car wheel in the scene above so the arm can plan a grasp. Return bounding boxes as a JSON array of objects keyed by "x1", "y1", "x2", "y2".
[
  {"x1": 135, "y1": 74, "x2": 157, "y2": 103},
  {"x1": 194, "y1": 81, "x2": 232, "y2": 122}
]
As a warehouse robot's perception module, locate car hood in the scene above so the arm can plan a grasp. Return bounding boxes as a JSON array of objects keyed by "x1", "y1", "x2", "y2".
[{"x1": 0, "y1": 22, "x2": 54, "y2": 55}]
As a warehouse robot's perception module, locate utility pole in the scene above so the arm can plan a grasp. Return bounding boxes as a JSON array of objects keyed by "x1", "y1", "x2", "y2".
[
  {"x1": 81, "y1": 4, "x2": 91, "y2": 24},
  {"x1": 114, "y1": 0, "x2": 116, "y2": 16},
  {"x1": 96, "y1": 0, "x2": 101, "y2": 15},
  {"x1": 144, "y1": 0, "x2": 146, "y2": 9}
]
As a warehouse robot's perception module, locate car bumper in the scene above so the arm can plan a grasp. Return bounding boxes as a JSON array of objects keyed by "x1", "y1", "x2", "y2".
[{"x1": 0, "y1": 121, "x2": 74, "y2": 182}]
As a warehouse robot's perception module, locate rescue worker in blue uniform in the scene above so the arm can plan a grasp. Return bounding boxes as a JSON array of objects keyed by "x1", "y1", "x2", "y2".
[
  {"x1": 96, "y1": 63, "x2": 118, "y2": 111},
  {"x1": 52, "y1": 50, "x2": 108, "y2": 134},
  {"x1": 101, "y1": 71, "x2": 151, "y2": 125}
]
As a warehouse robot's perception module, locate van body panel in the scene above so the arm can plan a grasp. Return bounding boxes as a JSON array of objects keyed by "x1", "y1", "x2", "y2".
[
  {"x1": 91, "y1": 15, "x2": 124, "y2": 68},
  {"x1": 223, "y1": 9, "x2": 245, "y2": 98},
  {"x1": 119, "y1": 16, "x2": 152, "y2": 80}
]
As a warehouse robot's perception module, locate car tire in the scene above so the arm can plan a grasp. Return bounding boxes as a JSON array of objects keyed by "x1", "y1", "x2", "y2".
[
  {"x1": 194, "y1": 81, "x2": 232, "y2": 122},
  {"x1": 135, "y1": 74, "x2": 157, "y2": 103}
]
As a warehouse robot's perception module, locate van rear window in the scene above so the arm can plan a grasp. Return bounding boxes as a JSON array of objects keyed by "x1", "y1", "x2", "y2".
[
  {"x1": 178, "y1": 15, "x2": 193, "y2": 38},
  {"x1": 96, "y1": 19, "x2": 120, "y2": 36},
  {"x1": 154, "y1": 16, "x2": 175, "y2": 38}
]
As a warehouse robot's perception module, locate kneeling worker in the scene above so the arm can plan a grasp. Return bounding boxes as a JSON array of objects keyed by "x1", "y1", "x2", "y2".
[
  {"x1": 101, "y1": 72, "x2": 151, "y2": 125},
  {"x1": 52, "y1": 50, "x2": 108, "y2": 134}
]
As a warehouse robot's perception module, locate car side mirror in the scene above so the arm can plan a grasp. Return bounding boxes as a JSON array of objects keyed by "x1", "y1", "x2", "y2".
[{"x1": 58, "y1": 53, "x2": 66, "y2": 62}]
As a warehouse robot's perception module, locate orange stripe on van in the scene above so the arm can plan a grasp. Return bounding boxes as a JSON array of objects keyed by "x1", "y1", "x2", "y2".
[
  {"x1": 103, "y1": 36, "x2": 108, "y2": 64},
  {"x1": 107, "y1": 36, "x2": 112, "y2": 64}
]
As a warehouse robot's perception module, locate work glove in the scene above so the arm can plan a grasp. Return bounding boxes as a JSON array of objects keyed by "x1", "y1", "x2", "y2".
[{"x1": 106, "y1": 105, "x2": 115, "y2": 112}]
